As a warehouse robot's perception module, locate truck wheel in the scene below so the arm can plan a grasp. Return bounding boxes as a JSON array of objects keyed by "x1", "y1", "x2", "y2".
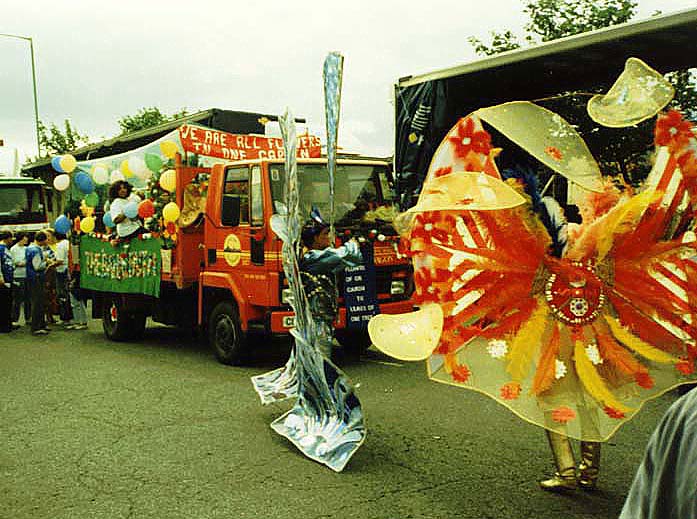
[
  {"x1": 209, "y1": 301, "x2": 247, "y2": 365},
  {"x1": 335, "y1": 328, "x2": 373, "y2": 356},
  {"x1": 129, "y1": 312, "x2": 147, "y2": 340},
  {"x1": 102, "y1": 298, "x2": 132, "y2": 341}
]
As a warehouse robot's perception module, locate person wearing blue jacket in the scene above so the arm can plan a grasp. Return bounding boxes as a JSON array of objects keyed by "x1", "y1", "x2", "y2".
[
  {"x1": 300, "y1": 211, "x2": 362, "y2": 358},
  {"x1": 26, "y1": 231, "x2": 51, "y2": 335},
  {"x1": 0, "y1": 231, "x2": 15, "y2": 333}
]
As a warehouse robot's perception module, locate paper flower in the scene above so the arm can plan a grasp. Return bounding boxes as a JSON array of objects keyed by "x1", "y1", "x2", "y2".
[
  {"x1": 448, "y1": 117, "x2": 492, "y2": 158},
  {"x1": 585, "y1": 342, "x2": 603, "y2": 365},
  {"x1": 487, "y1": 339, "x2": 508, "y2": 359},
  {"x1": 555, "y1": 359, "x2": 567, "y2": 380},
  {"x1": 552, "y1": 406, "x2": 576, "y2": 424},
  {"x1": 500, "y1": 382, "x2": 521, "y2": 400}
]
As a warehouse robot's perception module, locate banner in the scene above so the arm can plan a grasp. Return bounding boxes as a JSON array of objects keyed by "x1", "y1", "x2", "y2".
[
  {"x1": 343, "y1": 243, "x2": 379, "y2": 329},
  {"x1": 80, "y1": 235, "x2": 162, "y2": 297},
  {"x1": 178, "y1": 123, "x2": 321, "y2": 161}
]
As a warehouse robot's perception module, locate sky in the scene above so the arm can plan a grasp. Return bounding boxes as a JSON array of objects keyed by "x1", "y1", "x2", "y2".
[{"x1": 2, "y1": 0, "x2": 697, "y2": 165}]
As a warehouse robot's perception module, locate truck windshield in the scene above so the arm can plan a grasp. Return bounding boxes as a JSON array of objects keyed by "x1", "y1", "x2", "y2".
[
  {"x1": 0, "y1": 184, "x2": 46, "y2": 224},
  {"x1": 269, "y1": 163, "x2": 398, "y2": 227}
]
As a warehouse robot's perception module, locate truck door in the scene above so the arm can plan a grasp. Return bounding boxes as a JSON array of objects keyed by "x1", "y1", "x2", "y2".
[{"x1": 218, "y1": 165, "x2": 272, "y2": 307}]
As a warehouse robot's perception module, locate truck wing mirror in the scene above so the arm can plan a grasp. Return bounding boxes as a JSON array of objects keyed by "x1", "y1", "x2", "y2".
[{"x1": 221, "y1": 195, "x2": 241, "y2": 227}]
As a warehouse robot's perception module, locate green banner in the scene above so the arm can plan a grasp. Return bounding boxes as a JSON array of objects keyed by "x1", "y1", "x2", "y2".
[{"x1": 80, "y1": 235, "x2": 162, "y2": 297}]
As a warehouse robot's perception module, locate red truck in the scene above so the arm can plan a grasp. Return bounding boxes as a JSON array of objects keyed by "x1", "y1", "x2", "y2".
[{"x1": 89, "y1": 152, "x2": 414, "y2": 365}]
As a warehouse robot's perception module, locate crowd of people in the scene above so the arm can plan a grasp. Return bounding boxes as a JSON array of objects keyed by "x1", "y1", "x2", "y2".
[{"x1": 0, "y1": 229, "x2": 88, "y2": 335}]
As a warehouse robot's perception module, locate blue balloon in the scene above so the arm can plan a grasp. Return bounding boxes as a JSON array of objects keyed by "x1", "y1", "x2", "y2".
[
  {"x1": 54, "y1": 215, "x2": 71, "y2": 234},
  {"x1": 74, "y1": 171, "x2": 94, "y2": 194},
  {"x1": 51, "y1": 156, "x2": 64, "y2": 173},
  {"x1": 123, "y1": 201, "x2": 139, "y2": 219},
  {"x1": 102, "y1": 212, "x2": 114, "y2": 228}
]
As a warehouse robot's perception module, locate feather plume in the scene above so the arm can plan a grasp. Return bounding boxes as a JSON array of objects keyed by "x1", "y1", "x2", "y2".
[
  {"x1": 596, "y1": 190, "x2": 657, "y2": 262},
  {"x1": 506, "y1": 301, "x2": 548, "y2": 382},
  {"x1": 592, "y1": 322, "x2": 646, "y2": 376},
  {"x1": 574, "y1": 339, "x2": 632, "y2": 413},
  {"x1": 532, "y1": 321, "x2": 560, "y2": 395},
  {"x1": 604, "y1": 315, "x2": 679, "y2": 364}
]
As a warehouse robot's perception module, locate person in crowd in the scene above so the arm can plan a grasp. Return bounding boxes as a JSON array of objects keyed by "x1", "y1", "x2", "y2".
[
  {"x1": 0, "y1": 231, "x2": 16, "y2": 333},
  {"x1": 53, "y1": 232, "x2": 72, "y2": 325},
  {"x1": 299, "y1": 209, "x2": 362, "y2": 358},
  {"x1": 10, "y1": 232, "x2": 30, "y2": 326},
  {"x1": 26, "y1": 231, "x2": 51, "y2": 335},
  {"x1": 619, "y1": 388, "x2": 697, "y2": 519},
  {"x1": 43, "y1": 228, "x2": 59, "y2": 324},
  {"x1": 109, "y1": 180, "x2": 143, "y2": 242}
]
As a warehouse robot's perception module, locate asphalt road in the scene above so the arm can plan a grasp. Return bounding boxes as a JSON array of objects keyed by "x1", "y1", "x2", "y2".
[{"x1": 0, "y1": 319, "x2": 684, "y2": 519}]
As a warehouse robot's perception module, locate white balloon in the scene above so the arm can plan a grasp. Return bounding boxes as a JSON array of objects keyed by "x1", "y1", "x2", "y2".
[
  {"x1": 110, "y1": 170, "x2": 125, "y2": 184},
  {"x1": 92, "y1": 165, "x2": 109, "y2": 185},
  {"x1": 128, "y1": 156, "x2": 147, "y2": 176},
  {"x1": 53, "y1": 174, "x2": 71, "y2": 191}
]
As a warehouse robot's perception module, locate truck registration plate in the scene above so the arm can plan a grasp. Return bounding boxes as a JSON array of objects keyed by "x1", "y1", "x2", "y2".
[{"x1": 282, "y1": 316, "x2": 295, "y2": 328}]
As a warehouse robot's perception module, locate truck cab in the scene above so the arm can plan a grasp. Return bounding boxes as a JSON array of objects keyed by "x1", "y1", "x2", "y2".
[{"x1": 0, "y1": 177, "x2": 49, "y2": 234}]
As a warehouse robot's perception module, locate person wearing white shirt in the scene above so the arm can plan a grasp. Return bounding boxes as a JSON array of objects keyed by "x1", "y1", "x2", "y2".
[
  {"x1": 108, "y1": 181, "x2": 143, "y2": 240},
  {"x1": 54, "y1": 232, "x2": 72, "y2": 323},
  {"x1": 9, "y1": 232, "x2": 30, "y2": 325}
]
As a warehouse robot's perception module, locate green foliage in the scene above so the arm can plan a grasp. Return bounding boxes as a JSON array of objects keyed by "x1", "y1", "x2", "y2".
[
  {"x1": 117, "y1": 107, "x2": 190, "y2": 135},
  {"x1": 469, "y1": 0, "x2": 637, "y2": 56},
  {"x1": 37, "y1": 119, "x2": 90, "y2": 157}
]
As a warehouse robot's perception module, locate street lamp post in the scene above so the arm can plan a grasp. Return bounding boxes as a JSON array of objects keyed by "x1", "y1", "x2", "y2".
[{"x1": 0, "y1": 33, "x2": 40, "y2": 157}]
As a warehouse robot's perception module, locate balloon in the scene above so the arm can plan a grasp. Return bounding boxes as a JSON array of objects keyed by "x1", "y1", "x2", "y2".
[
  {"x1": 128, "y1": 156, "x2": 147, "y2": 178},
  {"x1": 53, "y1": 174, "x2": 71, "y2": 191},
  {"x1": 54, "y1": 215, "x2": 71, "y2": 234},
  {"x1": 160, "y1": 140, "x2": 178, "y2": 159},
  {"x1": 59, "y1": 154, "x2": 77, "y2": 173},
  {"x1": 74, "y1": 171, "x2": 95, "y2": 194},
  {"x1": 162, "y1": 202, "x2": 180, "y2": 222},
  {"x1": 51, "y1": 156, "x2": 65, "y2": 173},
  {"x1": 102, "y1": 212, "x2": 114, "y2": 228},
  {"x1": 80, "y1": 216, "x2": 95, "y2": 233},
  {"x1": 123, "y1": 201, "x2": 139, "y2": 219},
  {"x1": 92, "y1": 164, "x2": 109, "y2": 185},
  {"x1": 84, "y1": 192, "x2": 99, "y2": 207},
  {"x1": 159, "y1": 169, "x2": 176, "y2": 192},
  {"x1": 145, "y1": 153, "x2": 163, "y2": 172},
  {"x1": 110, "y1": 170, "x2": 125, "y2": 184},
  {"x1": 138, "y1": 199, "x2": 155, "y2": 219},
  {"x1": 120, "y1": 159, "x2": 133, "y2": 177}
]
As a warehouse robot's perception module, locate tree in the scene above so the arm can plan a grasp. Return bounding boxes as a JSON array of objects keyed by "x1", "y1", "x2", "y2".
[
  {"x1": 37, "y1": 119, "x2": 90, "y2": 157},
  {"x1": 117, "y1": 107, "x2": 189, "y2": 135},
  {"x1": 468, "y1": 0, "x2": 637, "y2": 55}
]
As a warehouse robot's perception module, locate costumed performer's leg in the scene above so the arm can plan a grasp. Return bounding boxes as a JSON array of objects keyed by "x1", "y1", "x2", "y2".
[
  {"x1": 540, "y1": 430, "x2": 577, "y2": 491},
  {"x1": 577, "y1": 441, "x2": 601, "y2": 490}
]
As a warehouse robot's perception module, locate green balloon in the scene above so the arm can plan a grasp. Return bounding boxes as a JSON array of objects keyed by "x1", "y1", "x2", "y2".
[
  {"x1": 85, "y1": 192, "x2": 99, "y2": 207},
  {"x1": 145, "y1": 153, "x2": 163, "y2": 173}
]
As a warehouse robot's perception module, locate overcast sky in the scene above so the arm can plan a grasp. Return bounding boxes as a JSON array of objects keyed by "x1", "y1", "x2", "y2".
[{"x1": 2, "y1": 0, "x2": 696, "y2": 163}]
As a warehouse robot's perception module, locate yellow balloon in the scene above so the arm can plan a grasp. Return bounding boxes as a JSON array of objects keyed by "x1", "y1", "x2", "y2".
[
  {"x1": 159, "y1": 169, "x2": 177, "y2": 192},
  {"x1": 120, "y1": 159, "x2": 133, "y2": 177},
  {"x1": 162, "y1": 202, "x2": 181, "y2": 223},
  {"x1": 80, "y1": 216, "x2": 95, "y2": 233},
  {"x1": 60, "y1": 154, "x2": 77, "y2": 173},
  {"x1": 160, "y1": 140, "x2": 178, "y2": 159}
]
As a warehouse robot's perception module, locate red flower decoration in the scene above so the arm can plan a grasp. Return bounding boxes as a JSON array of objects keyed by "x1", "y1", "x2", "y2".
[
  {"x1": 500, "y1": 382, "x2": 521, "y2": 400},
  {"x1": 635, "y1": 371, "x2": 654, "y2": 389},
  {"x1": 603, "y1": 406, "x2": 626, "y2": 419},
  {"x1": 434, "y1": 166, "x2": 453, "y2": 178},
  {"x1": 166, "y1": 222, "x2": 177, "y2": 234},
  {"x1": 544, "y1": 146, "x2": 563, "y2": 161},
  {"x1": 451, "y1": 363, "x2": 471, "y2": 383},
  {"x1": 655, "y1": 110, "x2": 693, "y2": 149},
  {"x1": 676, "y1": 358, "x2": 695, "y2": 375},
  {"x1": 551, "y1": 406, "x2": 576, "y2": 424},
  {"x1": 448, "y1": 117, "x2": 492, "y2": 158}
]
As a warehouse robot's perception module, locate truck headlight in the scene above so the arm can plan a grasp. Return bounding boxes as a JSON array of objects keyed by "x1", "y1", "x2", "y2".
[
  {"x1": 390, "y1": 280, "x2": 405, "y2": 295},
  {"x1": 281, "y1": 288, "x2": 294, "y2": 305}
]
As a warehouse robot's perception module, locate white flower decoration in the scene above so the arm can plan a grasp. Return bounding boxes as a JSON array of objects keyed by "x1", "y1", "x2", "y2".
[
  {"x1": 555, "y1": 359, "x2": 567, "y2": 380},
  {"x1": 585, "y1": 342, "x2": 604, "y2": 365},
  {"x1": 487, "y1": 339, "x2": 508, "y2": 359}
]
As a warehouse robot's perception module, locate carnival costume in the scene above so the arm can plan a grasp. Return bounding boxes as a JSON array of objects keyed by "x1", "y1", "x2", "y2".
[{"x1": 369, "y1": 58, "x2": 697, "y2": 491}]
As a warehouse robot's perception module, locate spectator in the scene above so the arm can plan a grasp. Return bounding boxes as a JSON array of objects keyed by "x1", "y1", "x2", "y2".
[
  {"x1": 66, "y1": 269, "x2": 88, "y2": 331},
  {"x1": 10, "y1": 232, "x2": 30, "y2": 326},
  {"x1": 0, "y1": 231, "x2": 15, "y2": 333},
  {"x1": 53, "y1": 232, "x2": 72, "y2": 324},
  {"x1": 43, "y1": 228, "x2": 59, "y2": 324},
  {"x1": 26, "y1": 231, "x2": 51, "y2": 335},
  {"x1": 619, "y1": 388, "x2": 697, "y2": 519}
]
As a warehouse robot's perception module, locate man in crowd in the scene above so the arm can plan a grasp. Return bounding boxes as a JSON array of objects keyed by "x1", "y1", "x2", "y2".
[
  {"x1": 0, "y1": 231, "x2": 15, "y2": 333},
  {"x1": 26, "y1": 231, "x2": 51, "y2": 335},
  {"x1": 10, "y1": 232, "x2": 30, "y2": 326}
]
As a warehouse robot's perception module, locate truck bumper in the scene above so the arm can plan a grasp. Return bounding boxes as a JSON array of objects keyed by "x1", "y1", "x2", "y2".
[{"x1": 268, "y1": 299, "x2": 415, "y2": 334}]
